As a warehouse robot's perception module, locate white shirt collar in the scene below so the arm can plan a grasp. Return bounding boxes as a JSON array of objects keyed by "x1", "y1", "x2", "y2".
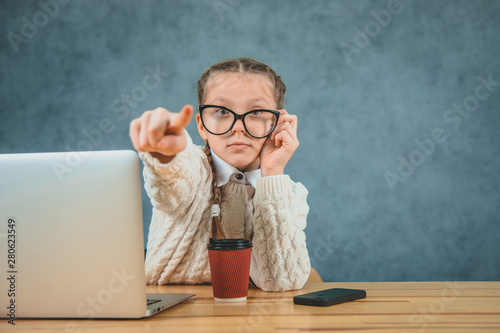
[{"x1": 210, "y1": 150, "x2": 261, "y2": 188}]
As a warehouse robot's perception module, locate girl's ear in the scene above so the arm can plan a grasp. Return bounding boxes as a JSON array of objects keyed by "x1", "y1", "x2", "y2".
[{"x1": 196, "y1": 113, "x2": 208, "y2": 141}]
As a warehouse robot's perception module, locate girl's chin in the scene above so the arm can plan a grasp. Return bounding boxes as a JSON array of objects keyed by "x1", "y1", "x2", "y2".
[{"x1": 230, "y1": 158, "x2": 260, "y2": 172}]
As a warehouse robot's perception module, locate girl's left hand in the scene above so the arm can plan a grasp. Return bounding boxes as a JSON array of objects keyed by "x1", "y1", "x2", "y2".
[{"x1": 260, "y1": 109, "x2": 299, "y2": 177}]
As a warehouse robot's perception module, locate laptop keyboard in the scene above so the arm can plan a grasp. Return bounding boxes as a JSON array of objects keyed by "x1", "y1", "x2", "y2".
[{"x1": 147, "y1": 299, "x2": 161, "y2": 306}]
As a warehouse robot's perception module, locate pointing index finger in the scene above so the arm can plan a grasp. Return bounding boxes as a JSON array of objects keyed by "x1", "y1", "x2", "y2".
[{"x1": 169, "y1": 105, "x2": 193, "y2": 132}]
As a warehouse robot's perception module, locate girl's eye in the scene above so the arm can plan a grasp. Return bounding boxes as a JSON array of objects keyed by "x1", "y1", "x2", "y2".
[
  {"x1": 216, "y1": 109, "x2": 230, "y2": 116},
  {"x1": 250, "y1": 110, "x2": 262, "y2": 116}
]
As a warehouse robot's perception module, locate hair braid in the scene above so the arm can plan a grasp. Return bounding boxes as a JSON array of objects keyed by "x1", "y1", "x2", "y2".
[{"x1": 204, "y1": 141, "x2": 226, "y2": 239}]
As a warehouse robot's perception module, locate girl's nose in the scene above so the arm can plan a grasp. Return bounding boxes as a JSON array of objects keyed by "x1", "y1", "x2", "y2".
[{"x1": 232, "y1": 119, "x2": 246, "y2": 133}]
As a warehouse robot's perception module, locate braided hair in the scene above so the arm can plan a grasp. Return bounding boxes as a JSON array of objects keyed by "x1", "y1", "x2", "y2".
[{"x1": 197, "y1": 58, "x2": 286, "y2": 239}]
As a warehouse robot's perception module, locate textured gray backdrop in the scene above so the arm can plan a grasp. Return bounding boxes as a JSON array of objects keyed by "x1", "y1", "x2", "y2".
[{"x1": 1, "y1": 0, "x2": 499, "y2": 282}]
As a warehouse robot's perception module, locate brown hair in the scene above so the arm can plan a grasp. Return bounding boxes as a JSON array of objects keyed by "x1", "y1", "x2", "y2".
[{"x1": 197, "y1": 57, "x2": 286, "y2": 239}]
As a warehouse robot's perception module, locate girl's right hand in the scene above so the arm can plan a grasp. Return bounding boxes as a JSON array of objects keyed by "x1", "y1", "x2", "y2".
[{"x1": 129, "y1": 105, "x2": 193, "y2": 163}]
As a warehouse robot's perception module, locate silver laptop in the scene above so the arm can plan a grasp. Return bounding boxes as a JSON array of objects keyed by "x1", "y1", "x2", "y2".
[{"x1": 0, "y1": 150, "x2": 194, "y2": 319}]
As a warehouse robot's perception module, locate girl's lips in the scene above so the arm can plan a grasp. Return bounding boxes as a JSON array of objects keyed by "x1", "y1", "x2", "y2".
[{"x1": 228, "y1": 142, "x2": 250, "y2": 149}]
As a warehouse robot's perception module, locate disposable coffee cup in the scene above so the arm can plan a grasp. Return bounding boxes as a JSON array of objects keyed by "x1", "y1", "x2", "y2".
[{"x1": 207, "y1": 238, "x2": 253, "y2": 302}]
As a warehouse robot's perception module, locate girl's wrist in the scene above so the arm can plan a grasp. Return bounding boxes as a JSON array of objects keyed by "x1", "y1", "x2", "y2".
[
  {"x1": 151, "y1": 152, "x2": 175, "y2": 164},
  {"x1": 261, "y1": 167, "x2": 284, "y2": 177}
]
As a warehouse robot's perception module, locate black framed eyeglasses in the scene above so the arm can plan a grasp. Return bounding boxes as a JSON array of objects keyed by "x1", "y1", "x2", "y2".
[{"x1": 198, "y1": 105, "x2": 280, "y2": 139}]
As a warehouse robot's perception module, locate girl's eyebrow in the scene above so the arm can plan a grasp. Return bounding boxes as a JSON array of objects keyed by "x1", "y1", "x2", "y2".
[
  {"x1": 208, "y1": 97, "x2": 268, "y2": 106},
  {"x1": 247, "y1": 97, "x2": 268, "y2": 104},
  {"x1": 207, "y1": 98, "x2": 226, "y2": 105}
]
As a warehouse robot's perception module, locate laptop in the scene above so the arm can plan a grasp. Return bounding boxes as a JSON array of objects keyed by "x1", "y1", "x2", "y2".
[{"x1": 0, "y1": 150, "x2": 194, "y2": 319}]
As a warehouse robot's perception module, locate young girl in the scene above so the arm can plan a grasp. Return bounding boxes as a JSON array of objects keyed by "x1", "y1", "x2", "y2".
[{"x1": 129, "y1": 57, "x2": 310, "y2": 292}]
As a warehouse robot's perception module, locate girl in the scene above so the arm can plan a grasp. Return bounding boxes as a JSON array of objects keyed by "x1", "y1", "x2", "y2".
[{"x1": 129, "y1": 57, "x2": 310, "y2": 292}]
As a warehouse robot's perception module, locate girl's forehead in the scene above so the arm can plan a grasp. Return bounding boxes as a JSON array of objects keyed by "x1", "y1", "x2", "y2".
[{"x1": 205, "y1": 72, "x2": 276, "y2": 106}]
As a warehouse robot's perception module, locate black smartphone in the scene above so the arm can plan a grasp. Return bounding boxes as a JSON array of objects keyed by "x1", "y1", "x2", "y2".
[{"x1": 293, "y1": 288, "x2": 366, "y2": 307}]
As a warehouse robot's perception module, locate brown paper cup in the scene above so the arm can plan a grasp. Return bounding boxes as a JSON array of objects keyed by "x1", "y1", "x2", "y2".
[{"x1": 208, "y1": 238, "x2": 253, "y2": 302}]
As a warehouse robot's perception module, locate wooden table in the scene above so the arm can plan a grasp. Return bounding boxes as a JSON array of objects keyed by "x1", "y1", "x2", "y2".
[{"x1": 1, "y1": 281, "x2": 499, "y2": 332}]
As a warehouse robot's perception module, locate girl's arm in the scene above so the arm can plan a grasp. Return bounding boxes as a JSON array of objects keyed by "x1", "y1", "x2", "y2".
[
  {"x1": 250, "y1": 175, "x2": 311, "y2": 292},
  {"x1": 139, "y1": 132, "x2": 210, "y2": 212},
  {"x1": 130, "y1": 106, "x2": 214, "y2": 284},
  {"x1": 140, "y1": 133, "x2": 212, "y2": 284}
]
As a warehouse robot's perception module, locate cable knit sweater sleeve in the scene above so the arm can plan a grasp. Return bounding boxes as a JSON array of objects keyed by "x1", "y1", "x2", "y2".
[
  {"x1": 139, "y1": 133, "x2": 212, "y2": 285},
  {"x1": 251, "y1": 175, "x2": 311, "y2": 292}
]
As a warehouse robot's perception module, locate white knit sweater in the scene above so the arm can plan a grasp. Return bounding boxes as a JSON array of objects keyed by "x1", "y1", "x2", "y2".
[{"x1": 140, "y1": 133, "x2": 311, "y2": 292}]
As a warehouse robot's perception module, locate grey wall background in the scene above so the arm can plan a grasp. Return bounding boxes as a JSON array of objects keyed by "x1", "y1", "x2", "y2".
[{"x1": 1, "y1": 0, "x2": 499, "y2": 282}]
